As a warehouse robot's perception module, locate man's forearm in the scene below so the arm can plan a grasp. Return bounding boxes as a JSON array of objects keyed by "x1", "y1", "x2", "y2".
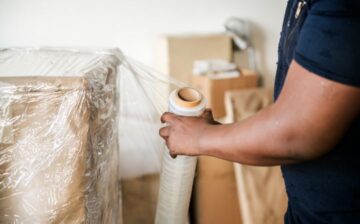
[
  {"x1": 197, "y1": 61, "x2": 360, "y2": 166},
  {"x1": 198, "y1": 106, "x2": 300, "y2": 166}
]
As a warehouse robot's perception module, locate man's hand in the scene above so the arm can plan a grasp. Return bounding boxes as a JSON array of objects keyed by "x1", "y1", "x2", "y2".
[{"x1": 159, "y1": 109, "x2": 219, "y2": 158}]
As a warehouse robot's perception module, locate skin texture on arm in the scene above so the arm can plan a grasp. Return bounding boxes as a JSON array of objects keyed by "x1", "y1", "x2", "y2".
[{"x1": 159, "y1": 60, "x2": 360, "y2": 166}]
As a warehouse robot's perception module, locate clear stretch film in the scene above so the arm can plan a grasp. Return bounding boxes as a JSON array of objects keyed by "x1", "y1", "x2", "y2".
[
  {"x1": 155, "y1": 88, "x2": 206, "y2": 224},
  {"x1": 0, "y1": 47, "x2": 184, "y2": 223}
]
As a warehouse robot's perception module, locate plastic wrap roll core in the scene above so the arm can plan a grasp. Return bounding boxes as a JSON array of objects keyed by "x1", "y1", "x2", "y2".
[{"x1": 155, "y1": 87, "x2": 206, "y2": 224}]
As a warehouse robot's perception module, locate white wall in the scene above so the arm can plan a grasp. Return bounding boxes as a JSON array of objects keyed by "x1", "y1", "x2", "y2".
[{"x1": 0, "y1": 0, "x2": 286, "y2": 85}]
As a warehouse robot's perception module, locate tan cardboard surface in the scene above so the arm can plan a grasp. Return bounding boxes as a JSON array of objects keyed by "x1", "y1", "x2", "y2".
[
  {"x1": 121, "y1": 174, "x2": 160, "y2": 224},
  {"x1": 193, "y1": 156, "x2": 243, "y2": 224},
  {"x1": 0, "y1": 77, "x2": 89, "y2": 223},
  {"x1": 159, "y1": 34, "x2": 233, "y2": 84},
  {"x1": 0, "y1": 76, "x2": 119, "y2": 223},
  {"x1": 225, "y1": 88, "x2": 287, "y2": 224},
  {"x1": 192, "y1": 73, "x2": 259, "y2": 118}
]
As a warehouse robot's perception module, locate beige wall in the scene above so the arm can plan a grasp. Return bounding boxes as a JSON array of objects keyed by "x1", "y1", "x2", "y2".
[{"x1": 0, "y1": 0, "x2": 286, "y2": 86}]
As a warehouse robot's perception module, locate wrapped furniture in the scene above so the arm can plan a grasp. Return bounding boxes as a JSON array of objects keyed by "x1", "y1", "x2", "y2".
[
  {"x1": 0, "y1": 49, "x2": 120, "y2": 223},
  {"x1": 0, "y1": 47, "x2": 185, "y2": 224}
]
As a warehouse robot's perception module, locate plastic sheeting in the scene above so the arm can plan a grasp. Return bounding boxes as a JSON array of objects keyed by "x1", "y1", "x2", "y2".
[{"x1": 0, "y1": 48, "x2": 182, "y2": 223}]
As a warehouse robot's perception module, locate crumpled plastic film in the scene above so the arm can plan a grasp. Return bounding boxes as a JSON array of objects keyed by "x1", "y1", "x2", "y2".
[{"x1": 0, "y1": 48, "x2": 183, "y2": 223}]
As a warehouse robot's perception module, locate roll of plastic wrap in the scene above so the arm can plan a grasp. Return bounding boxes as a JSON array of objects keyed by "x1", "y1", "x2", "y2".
[{"x1": 155, "y1": 87, "x2": 206, "y2": 224}]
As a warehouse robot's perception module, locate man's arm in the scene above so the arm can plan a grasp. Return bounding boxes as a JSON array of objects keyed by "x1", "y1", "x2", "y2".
[{"x1": 159, "y1": 60, "x2": 360, "y2": 166}]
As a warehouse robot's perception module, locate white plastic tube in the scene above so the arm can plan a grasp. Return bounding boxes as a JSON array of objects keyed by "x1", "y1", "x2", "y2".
[{"x1": 155, "y1": 87, "x2": 206, "y2": 224}]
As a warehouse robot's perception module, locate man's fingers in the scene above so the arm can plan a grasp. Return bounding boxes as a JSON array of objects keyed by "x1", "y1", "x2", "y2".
[
  {"x1": 169, "y1": 152, "x2": 177, "y2": 159},
  {"x1": 201, "y1": 109, "x2": 213, "y2": 119},
  {"x1": 159, "y1": 126, "x2": 170, "y2": 139},
  {"x1": 160, "y1": 112, "x2": 181, "y2": 159},
  {"x1": 201, "y1": 108, "x2": 221, "y2": 125},
  {"x1": 162, "y1": 138, "x2": 177, "y2": 159},
  {"x1": 160, "y1": 112, "x2": 177, "y2": 124},
  {"x1": 159, "y1": 115, "x2": 175, "y2": 157}
]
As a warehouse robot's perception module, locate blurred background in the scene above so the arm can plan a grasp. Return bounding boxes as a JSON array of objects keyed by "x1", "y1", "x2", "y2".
[{"x1": 0, "y1": 0, "x2": 286, "y2": 86}]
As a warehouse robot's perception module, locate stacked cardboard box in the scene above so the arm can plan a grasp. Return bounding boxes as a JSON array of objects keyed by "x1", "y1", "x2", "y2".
[
  {"x1": 192, "y1": 69, "x2": 259, "y2": 118},
  {"x1": 193, "y1": 156, "x2": 243, "y2": 224},
  {"x1": 157, "y1": 34, "x2": 233, "y2": 84},
  {"x1": 122, "y1": 174, "x2": 159, "y2": 224},
  {"x1": 157, "y1": 33, "x2": 259, "y2": 118},
  {"x1": 225, "y1": 88, "x2": 287, "y2": 224}
]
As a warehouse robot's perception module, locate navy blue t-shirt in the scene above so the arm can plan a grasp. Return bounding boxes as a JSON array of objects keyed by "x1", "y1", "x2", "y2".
[{"x1": 275, "y1": 0, "x2": 360, "y2": 223}]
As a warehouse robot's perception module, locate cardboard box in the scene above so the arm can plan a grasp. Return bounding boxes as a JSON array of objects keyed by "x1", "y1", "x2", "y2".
[
  {"x1": 0, "y1": 76, "x2": 119, "y2": 223},
  {"x1": 234, "y1": 164, "x2": 287, "y2": 224},
  {"x1": 0, "y1": 77, "x2": 89, "y2": 223},
  {"x1": 225, "y1": 88, "x2": 287, "y2": 224},
  {"x1": 192, "y1": 71, "x2": 259, "y2": 118},
  {"x1": 157, "y1": 34, "x2": 233, "y2": 84},
  {"x1": 224, "y1": 88, "x2": 273, "y2": 123},
  {"x1": 122, "y1": 174, "x2": 159, "y2": 224},
  {"x1": 193, "y1": 156, "x2": 242, "y2": 224}
]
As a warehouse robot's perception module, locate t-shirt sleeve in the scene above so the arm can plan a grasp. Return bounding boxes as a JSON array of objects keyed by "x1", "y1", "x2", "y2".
[{"x1": 294, "y1": 0, "x2": 360, "y2": 87}]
